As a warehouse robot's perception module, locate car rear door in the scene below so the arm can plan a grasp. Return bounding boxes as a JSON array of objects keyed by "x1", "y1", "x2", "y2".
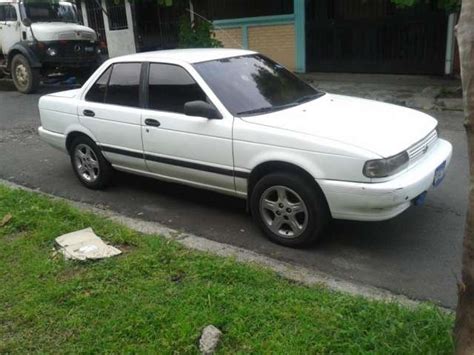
[
  {"x1": 141, "y1": 62, "x2": 235, "y2": 193},
  {"x1": 78, "y1": 62, "x2": 146, "y2": 171}
]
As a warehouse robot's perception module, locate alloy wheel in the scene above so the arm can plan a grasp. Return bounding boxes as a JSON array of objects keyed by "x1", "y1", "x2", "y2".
[
  {"x1": 259, "y1": 185, "x2": 308, "y2": 239},
  {"x1": 74, "y1": 144, "x2": 100, "y2": 183}
]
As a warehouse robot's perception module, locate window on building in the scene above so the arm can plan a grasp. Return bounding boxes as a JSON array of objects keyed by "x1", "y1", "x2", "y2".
[
  {"x1": 106, "y1": 0, "x2": 128, "y2": 30},
  {"x1": 148, "y1": 63, "x2": 207, "y2": 114},
  {"x1": 85, "y1": 66, "x2": 112, "y2": 103},
  {"x1": 0, "y1": 5, "x2": 17, "y2": 22},
  {"x1": 105, "y1": 63, "x2": 141, "y2": 107}
]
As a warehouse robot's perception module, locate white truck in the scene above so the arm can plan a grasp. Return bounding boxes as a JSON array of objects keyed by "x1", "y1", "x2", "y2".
[{"x1": 0, "y1": 0, "x2": 100, "y2": 93}]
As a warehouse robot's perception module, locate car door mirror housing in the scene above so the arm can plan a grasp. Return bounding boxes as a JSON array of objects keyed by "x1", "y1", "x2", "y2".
[
  {"x1": 184, "y1": 100, "x2": 222, "y2": 119},
  {"x1": 23, "y1": 18, "x2": 32, "y2": 27}
]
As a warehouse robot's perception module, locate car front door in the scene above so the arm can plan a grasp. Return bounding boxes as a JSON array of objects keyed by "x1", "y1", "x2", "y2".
[
  {"x1": 141, "y1": 62, "x2": 235, "y2": 193},
  {"x1": 0, "y1": 4, "x2": 20, "y2": 56},
  {"x1": 78, "y1": 62, "x2": 146, "y2": 171}
]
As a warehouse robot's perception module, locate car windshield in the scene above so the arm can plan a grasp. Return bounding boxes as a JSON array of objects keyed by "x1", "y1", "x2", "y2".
[
  {"x1": 193, "y1": 54, "x2": 324, "y2": 116},
  {"x1": 23, "y1": 1, "x2": 78, "y2": 23}
]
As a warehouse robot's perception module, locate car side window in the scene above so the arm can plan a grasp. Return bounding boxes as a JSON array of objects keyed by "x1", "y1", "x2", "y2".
[
  {"x1": 148, "y1": 63, "x2": 207, "y2": 114},
  {"x1": 5, "y1": 5, "x2": 17, "y2": 21},
  {"x1": 85, "y1": 66, "x2": 112, "y2": 103},
  {"x1": 0, "y1": 5, "x2": 5, "y2": 21},
  {"x1": 105, "y1": 63, "x2": 141, "y2": 107}
]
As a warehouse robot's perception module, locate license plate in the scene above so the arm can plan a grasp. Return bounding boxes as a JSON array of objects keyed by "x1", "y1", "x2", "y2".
[
  {"x1": 84, "y1": 46, "x2": 94, "y2": 52},
  {"x1": 433, "y1": 161, "x2": 446, "y2": 187}
]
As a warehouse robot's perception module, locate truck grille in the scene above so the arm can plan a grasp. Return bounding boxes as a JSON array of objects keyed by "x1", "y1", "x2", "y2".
[
  {"x1": 407, "y1": 129, "x2": 438, "y2": 162},
  {"x1": 59, "y1": 42, "x2": 97, "y2": 58}
]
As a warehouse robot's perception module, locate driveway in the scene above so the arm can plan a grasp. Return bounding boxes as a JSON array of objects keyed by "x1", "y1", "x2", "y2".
[{"x1": 0, "y1": 80, "x2": 468, "y2": 308}]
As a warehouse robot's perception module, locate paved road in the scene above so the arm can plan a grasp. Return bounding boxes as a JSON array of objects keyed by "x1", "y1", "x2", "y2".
[{"x1": 0, "y1": 81, "x2": 468, "y2": 308}]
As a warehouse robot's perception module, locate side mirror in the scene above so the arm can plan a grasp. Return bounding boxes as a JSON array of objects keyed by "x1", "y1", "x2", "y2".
[
  {"x1": 184, "y1": 100, "x2": 222, "y2": 119},
  {"x1": 23, "y1": 18, "x2": 32, "y2": 27}
]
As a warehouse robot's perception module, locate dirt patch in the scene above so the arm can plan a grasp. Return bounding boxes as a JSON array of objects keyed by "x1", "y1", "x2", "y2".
[
  {"x1": 0, "y1": 127, "x2": 38, "y2": 143},
  {"x1": 1, "y1": 231, "x2": 28, "y2": 242}
]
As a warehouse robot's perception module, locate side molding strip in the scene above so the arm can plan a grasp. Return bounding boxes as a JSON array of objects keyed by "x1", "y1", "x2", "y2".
[{"x1": 99, "y1": 145, "x2": 250, "y2": 179}]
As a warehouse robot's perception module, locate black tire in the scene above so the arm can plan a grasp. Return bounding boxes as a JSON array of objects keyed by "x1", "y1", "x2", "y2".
[
  {"x1": 69, "y1": 136, "x2": 113, "y2": 190},
  {"x1": 11, "y1": 54, "x2": 40, "y2": 94},
  {"x1": 250, "y1": 172, "x2": 329, "y2": 247}
]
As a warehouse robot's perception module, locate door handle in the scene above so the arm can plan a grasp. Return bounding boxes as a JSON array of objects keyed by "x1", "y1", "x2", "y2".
[
  {"x1": 145, "y1": 118, "x2": 160, "y2": 127},
  {"x1": 83, "y1": 109, "x2": 95, "y2": 117}
]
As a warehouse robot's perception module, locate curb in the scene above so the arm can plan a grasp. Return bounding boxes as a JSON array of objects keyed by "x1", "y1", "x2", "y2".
[{"x1": 0, "y1": 179, "x2": 453, "y2": 312}]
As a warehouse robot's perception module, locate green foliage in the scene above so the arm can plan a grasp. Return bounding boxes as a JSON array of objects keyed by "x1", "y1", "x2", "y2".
[
  {"x1": 157, "y1": 0, "x2": 173, "y2": 6},
  {"x1": 0, "y1": 185, "x2": 455, "y2": 353},
  {"x1": 390, "y1": 0, "x2": 460, "y2": 12},
  {"x1": 178, "y1": 15, "x2": 223, "y2": 48}
]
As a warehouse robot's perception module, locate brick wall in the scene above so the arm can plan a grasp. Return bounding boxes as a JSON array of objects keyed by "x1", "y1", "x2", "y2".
[
  {"x1": 214, "y1": 28, "x2": 242, "y2": 49},
  {"x1": 214, "y1": 24, "x2": 296, "y2": 71},
  {"x1": 248, "y1": 24, "x2": 295, "y2": 71}
]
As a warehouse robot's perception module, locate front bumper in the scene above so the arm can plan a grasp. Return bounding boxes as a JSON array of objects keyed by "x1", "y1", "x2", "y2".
[
  {"x1": 33, "y1": 40, "x2": 100, "y2": 68},
  {"x1": 317, "y1": 138, "x2": 453, "y2": 221}
]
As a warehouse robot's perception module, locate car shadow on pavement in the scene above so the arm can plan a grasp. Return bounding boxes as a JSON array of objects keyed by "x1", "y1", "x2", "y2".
[
  {"x1": 110, "y1": 169, "x2": 406, "y2": 251},
  {"x1": 112, "y1": 171, "x2": 247, "y2": 214}
]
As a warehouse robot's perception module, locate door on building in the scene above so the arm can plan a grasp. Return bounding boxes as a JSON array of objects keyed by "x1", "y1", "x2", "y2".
[{"x1": 306, "y1": 0, "x2": 448, "y2": 74}]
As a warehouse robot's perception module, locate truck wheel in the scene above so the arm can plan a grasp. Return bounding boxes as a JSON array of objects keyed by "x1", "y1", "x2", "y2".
[
  {"x1": 250, "y1": 172, "x2": 329, "y2": 248},
  {"x1": 11, "y1": 54, "x2": 40, "y2": 94},
  {"x1": 69, "y1": 136, "x2": 113, "y2": 190}
]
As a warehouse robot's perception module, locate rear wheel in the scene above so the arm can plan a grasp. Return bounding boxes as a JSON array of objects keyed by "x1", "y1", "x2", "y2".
[
  {"x1": 250, "y1": 172, "x2": 329, "y2": 247},
  {"x1": 11, "y1": 54, "x2": 40, "y2": 94},
  {"x1": 69, "y1": 136, "x2": 113, "y2": 190}
]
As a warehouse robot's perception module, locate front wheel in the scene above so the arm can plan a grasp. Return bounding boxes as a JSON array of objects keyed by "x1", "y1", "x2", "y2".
[
  {"x1": 250, "y1": 172, "x2": 329, "y2": 247},
  {"x1": 11, "y1": 54, "x2": 40, "y2": 94}
]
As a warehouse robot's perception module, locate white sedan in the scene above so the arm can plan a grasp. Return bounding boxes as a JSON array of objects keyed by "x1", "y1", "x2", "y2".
[{"x1": 38, "y1": 48, "x2": 452, "y2": 247}]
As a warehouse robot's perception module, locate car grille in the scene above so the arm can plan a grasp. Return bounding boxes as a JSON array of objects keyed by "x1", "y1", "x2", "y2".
[{"x1": 407, "y1": 129, "x2": 438, "y2": 162}]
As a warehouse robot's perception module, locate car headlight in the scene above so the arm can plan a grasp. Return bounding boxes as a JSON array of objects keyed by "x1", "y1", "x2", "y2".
[
  {"x1": 363, "y1": 151, "x2": 409, "y2": 178},
  {"x1": 46, "y1": 47, "x2": 57, "y2": 56}
]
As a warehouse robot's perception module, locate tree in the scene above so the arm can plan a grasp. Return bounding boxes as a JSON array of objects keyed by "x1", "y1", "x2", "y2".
[
  {"x1": 390, "y1": 0, "x2": 473, "y2": 353},
  {"x1": 453, "y1": 0, "x2": 474, "y2": 353}
]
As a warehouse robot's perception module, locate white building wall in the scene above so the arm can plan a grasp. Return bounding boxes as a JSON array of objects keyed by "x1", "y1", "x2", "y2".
[{"x1": 101, "y1": 0, "x2": 136, "y2": 58}]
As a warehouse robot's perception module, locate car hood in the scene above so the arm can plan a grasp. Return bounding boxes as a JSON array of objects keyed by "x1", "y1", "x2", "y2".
[
  {"x1": 31, "y1": 22, "x2": 97, "y2": 41},
  {"x1": 240, "y1": 94, "x2": 437, "y2": 157}
]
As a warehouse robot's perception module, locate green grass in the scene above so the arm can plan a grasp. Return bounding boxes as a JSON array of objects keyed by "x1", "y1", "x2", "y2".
[{"x1": 0, "y1": 185, "x2": 454, "y2": 354}]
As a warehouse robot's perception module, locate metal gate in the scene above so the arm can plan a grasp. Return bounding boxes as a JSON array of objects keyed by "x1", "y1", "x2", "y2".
[
  {"x1": 84, "y1": 0, "x2": 108, "y2": 55},
  {"x1": 306, "y1": 0, "x2": 448, "y2": 74}
]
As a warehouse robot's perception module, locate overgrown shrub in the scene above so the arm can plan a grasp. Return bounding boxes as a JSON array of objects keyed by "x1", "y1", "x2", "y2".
[{"x1": 178, "y1": 16, "x2": 223, "y2": 48}]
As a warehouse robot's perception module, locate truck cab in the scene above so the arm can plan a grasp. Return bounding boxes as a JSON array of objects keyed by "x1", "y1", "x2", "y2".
[{"x1": 0, "y1": 0, "x2": 100, "y2": 93}]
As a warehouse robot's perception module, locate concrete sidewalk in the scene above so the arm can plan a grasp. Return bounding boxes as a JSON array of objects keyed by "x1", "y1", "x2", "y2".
[{"x1": 300, "y1": 73, "x2": 463, "y2": 112}]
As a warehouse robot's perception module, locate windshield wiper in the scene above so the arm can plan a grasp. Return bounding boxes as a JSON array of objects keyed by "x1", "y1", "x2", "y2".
[
  {"x1": 237, "y1": 103, "x2": 298, "y2": 116},
  {"x1": 294, "y1": 92, "x2": 326, "y2": 104}
]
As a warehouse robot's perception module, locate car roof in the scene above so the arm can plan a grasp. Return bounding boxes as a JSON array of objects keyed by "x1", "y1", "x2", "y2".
[{"x1": 114, "y1": 48, "x2": 256, "y2": 65}]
